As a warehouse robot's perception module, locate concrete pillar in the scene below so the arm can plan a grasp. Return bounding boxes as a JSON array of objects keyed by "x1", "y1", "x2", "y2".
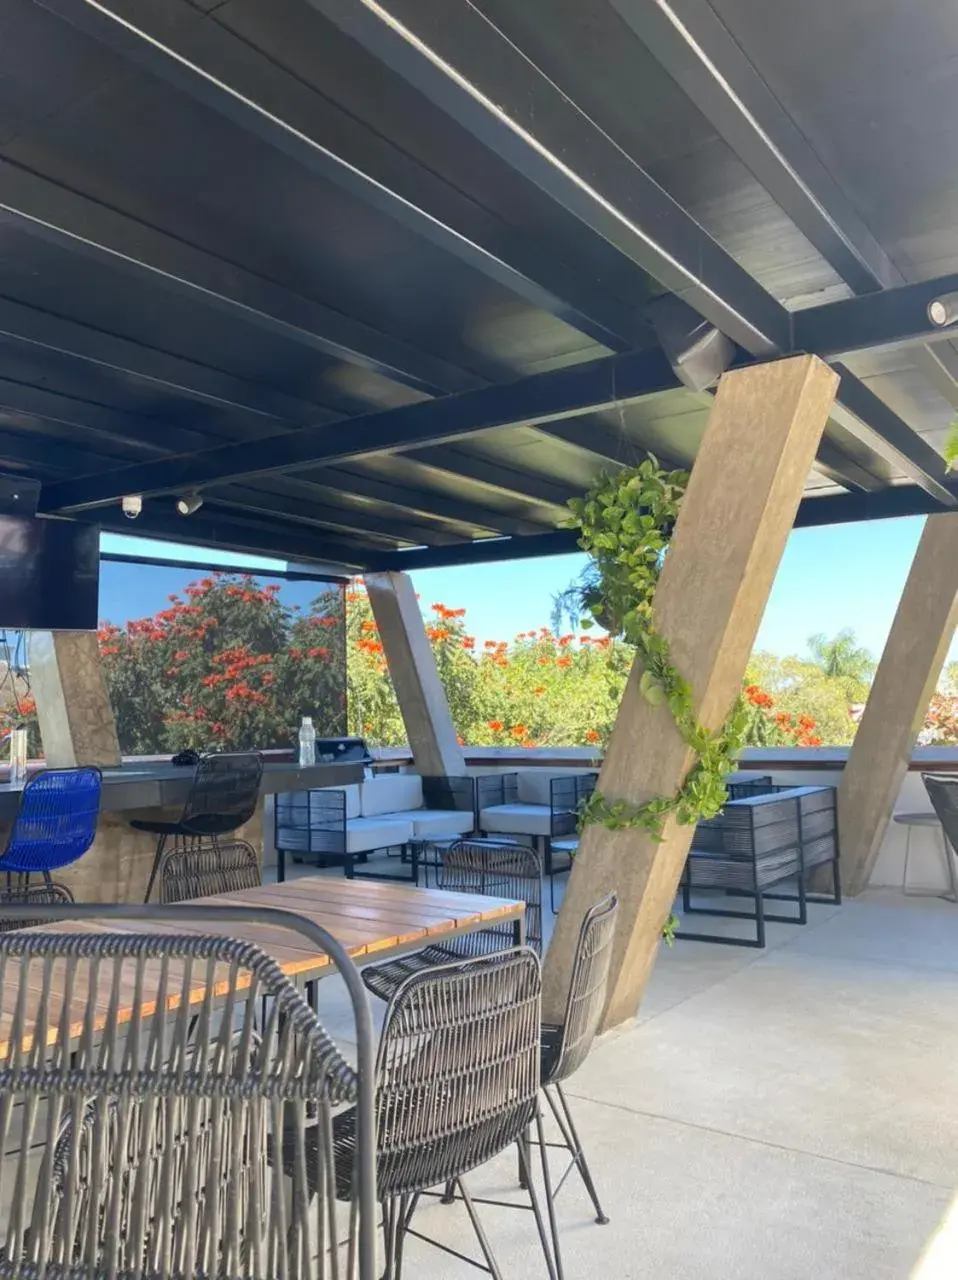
[
  {"x1": 542, "y1": 355, "x2": 839, "y2": 1031},
  {"x1": 364, "y1": 571, "x2": 466, "y2": 776},
  {"x1": 838, "y1": 513, "x2": 958, "y2": 897},
  {"x1": 30, "y1": 631, "x2": 121, "y2": 767}
]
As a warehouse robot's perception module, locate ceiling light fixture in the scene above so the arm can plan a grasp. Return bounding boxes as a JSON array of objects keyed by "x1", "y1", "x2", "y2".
[
  {"x1": 121, "y1": 494, "x2": 142, "y2": 520},
  {"x1": 926, "y1": 293, "x2": 958, "y2": 328},
  {"x1": 175, "y1": 492, "x2": 203, "y2": 517}
]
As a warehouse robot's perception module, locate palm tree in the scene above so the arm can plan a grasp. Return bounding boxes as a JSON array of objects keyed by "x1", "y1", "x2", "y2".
[{"x1": 806, "y1": 630, "x2": 875, "y2": 686}]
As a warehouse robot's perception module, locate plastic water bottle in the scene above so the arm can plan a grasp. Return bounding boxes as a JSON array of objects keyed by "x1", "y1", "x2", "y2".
[{"x1": 298, "y1": 716, "x2": 316, "y2": 767}]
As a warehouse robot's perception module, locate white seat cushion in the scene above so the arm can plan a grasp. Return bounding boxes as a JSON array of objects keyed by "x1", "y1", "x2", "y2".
[
  {"x1": 344, "y1": 816, "x2": 414, "y2": 853},
  {"x1": 406, "y1": 809, "x2": 475, "y2": 839},
  {"x1": 360, "y1": 774, "x2": 424, "y2": 817},
  {"x1": 317, "y1": 783, "x2": 361, "y2": 819},
  {"x1": 480, "y1": 803, "x2": 552, "y2": 837}
]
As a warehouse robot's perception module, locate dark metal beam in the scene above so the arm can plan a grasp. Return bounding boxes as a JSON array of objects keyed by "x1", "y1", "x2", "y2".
[
  {"x1": 831, "y1": 366, "x2": 954, "y2": 505},
  {"x1": 37, "y1": 347, "x2": 681, "y2": 511},
  {"x1": 0, "y1": 158, "x2": 476, "y2": 397},
  {"x1": 0, "y1": 295, "x2": 323, "y2": 427},
  {"x1": 610, "y1": 0, "x2": 958, "y2": 411},
  {"x1": 405, "y1": 445, "x2": 573, "y2": 510},
  {"x1": 302, "y1": 0, "x2": 789, "y2": 356},
  {"x1": 88, "y1": 506, "x2": 370, "y2": 570},
  {"x1": 792, "y1": 275, "x2": 958, "y2": 359},
  {"x1": 368, "y1": 483, "x2": 958, "y2": 571},
  {"x1": 31, "y1": 0, "x2": 647, "y2": 353}
]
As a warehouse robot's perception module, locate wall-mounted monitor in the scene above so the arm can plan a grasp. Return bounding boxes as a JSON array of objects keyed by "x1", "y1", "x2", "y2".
[{"x1": 0, "y1": 518, "x2": 99, "y2": 631}]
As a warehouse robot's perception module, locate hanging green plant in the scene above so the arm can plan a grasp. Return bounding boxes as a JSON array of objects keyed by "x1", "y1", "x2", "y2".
[
  {"x1": 566, "y1": 456, "x2": 751, "y2": 941},
  {"x1": 946, "y1": 422, "x2": 958, "y2": 470}
]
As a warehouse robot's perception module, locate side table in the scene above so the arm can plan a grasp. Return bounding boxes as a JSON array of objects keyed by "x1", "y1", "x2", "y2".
[{"x1": 894, "y1": 812, "x2": 958, "y2": 902}]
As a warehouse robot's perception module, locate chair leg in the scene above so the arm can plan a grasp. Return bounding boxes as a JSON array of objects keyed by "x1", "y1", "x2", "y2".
[
  {"x1": 142, "y1": 833, "x2": 167, "y2": 904},
  {"x1": 382, "y1": 1198, "x2": 400, "y2": 1280},
  {"x1": 544, "y1": 1082, "x2": 609, "y2": 1225},
  {"x1": 457, "y1": 1178, "x2": 506, "y2": 1280},
  {"x1": 833, "y1": 855, "x2": 842, "y2": 906},
  {"x1": 529, "y1": 1101, "x2": 564, "y2": 1280}
]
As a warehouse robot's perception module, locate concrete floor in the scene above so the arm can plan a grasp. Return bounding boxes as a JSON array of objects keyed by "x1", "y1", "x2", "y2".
[{"x1": 281, "y1": 858, "x2": 958, "y2": 1278}]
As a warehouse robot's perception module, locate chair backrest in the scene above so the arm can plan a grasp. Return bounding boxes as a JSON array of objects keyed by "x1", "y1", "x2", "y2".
[
  {"x1": 549, "y1": 773, "x2": 597, "y2": 835},
  {"x1": 274, "y1": 788, "x2": 349, "y2": 857},
  {"x1": 476, "y1": 772, "x2": 518, "y2": 809},
  {"x1": 0, "y1": 879, "x2": 73, "y2": 933},
  {"x1": 545, "y1": 894, "x2": 619, "y2": 1085},
  {"x1": 376, "y1": 948, "x2": 540, "y2": 1198},
  {"x1": 439, "y1": 839, "x2": 543, "y2": 954},
  {"x1": 158, "y1": 838, "x2": 261, "y2": 903},
  {"x1": 923, "y1": 774, "x2": 958, "y2": 852},
  {"x1": 0, "y1": 767, "x2": 102, "y2": 874},
  {"x1": 0, "y1": 927, "x2": 362, "y2": 1279},
  {"x1": 180, "y1": 751, "x2": 264, "y2": 836}
]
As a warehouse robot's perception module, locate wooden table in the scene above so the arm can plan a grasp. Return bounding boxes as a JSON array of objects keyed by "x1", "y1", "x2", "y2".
[{"x1": 0, "y1": 877, "x2": 526, "y2": 1052}]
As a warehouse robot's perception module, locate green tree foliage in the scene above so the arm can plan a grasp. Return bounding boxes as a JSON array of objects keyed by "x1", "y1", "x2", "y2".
[{"x1": 806, "y1": 628, "x2": 875, "y2": 695}]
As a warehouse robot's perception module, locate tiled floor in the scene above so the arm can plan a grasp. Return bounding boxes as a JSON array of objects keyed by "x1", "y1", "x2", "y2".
[{"x1": 276, "y1": 855, "x2": 958, "y2": 1277}]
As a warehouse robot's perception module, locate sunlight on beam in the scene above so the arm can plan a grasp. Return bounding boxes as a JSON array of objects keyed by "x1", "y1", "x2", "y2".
[{"x1": 912, "y1": 1192, "x2": 958, "y2": 1278}]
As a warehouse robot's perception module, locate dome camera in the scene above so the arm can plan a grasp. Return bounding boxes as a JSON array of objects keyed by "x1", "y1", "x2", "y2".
[{"x1": 121, "y1": 494, "x2": 143, "y2": 520}]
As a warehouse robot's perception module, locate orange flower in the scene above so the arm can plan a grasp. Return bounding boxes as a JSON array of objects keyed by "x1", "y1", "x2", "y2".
[
  {"x1": 533, "y1": 686, "x2": 546, "y2": 696},
  {"x1": 462, "y1": 636, "x2": 476, "y2": 650},
  {"x1": 307, "y1": 647, "x2": 330, "y2": 659},
  {"x1": 510, "y1": 724, "x2": 527, "y2": 739},
  {"x1": 585, "y1": 729, "x2": 601, "y2": 744},
  {"x1": 487, "y1": 720, "x2": 504, "y2": 733},
  {"x1": 557, "y1": 656, "x2": 572, "y2": 669}
]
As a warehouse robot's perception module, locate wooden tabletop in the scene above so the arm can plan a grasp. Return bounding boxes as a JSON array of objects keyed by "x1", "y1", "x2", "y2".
[{"x1": 0, "y1": 877, "x2": 525, "y2": 1055}]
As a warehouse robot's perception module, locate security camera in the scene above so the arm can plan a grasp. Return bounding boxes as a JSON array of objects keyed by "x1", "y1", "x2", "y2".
[
  {"x1": 175, "y1": 492, "x2": 203, "y2": 517},
  {"x1": 121, "y1": 494, "x2": 143, "y2": 520}
]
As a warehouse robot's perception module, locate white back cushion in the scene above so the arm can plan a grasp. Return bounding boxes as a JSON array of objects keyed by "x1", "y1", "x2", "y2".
[
  {"x1": 321, "y1": 783, "x2": 361, "y2": 819},
  {"x1": 516, "y1": 770, "x2": 567, "y2": 806},
  {"x1": 360, "y1": 773, "x2": 424, "y2": 817}
]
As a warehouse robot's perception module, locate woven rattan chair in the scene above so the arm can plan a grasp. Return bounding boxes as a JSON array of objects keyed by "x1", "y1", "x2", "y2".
[
  {"x1": 0, "y1": 904, "x2": 377, "y2": 1279},
  {"x1": 0, "y1": 878, "x2": 74, "y2": 933},
  {"x1": 158, "y1": 836, "x2": 261, "y2": 903},
  {"x1": 921, "y1": 774, "x2": 958, "y2": 899},
  {"x1": 361, "y1": 838, "x2": 542, "y2": 1003},
  {"x1": 535, "y1": 894, "x2": 618, "y2": 1256},
  {"x1": 134, "y1": 751, "x2": 264, "y2": 902},
  {"x1": 329, "y1": 948, "x2": 557, "y2": 1279}
]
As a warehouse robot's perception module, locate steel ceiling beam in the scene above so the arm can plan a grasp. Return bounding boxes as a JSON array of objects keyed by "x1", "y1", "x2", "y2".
[
  {"x1": 368, "y1": 482, "x2": 958, "y2": 571},
  {"x1": 86, "y1": 506, "x2": 369, "y2": 570},
  {"x1": 609, "y1": 0, "x2": 958, "y2": 410},
  {"x1": 791, "y1": 275, "x2": 958, "y2": 359},
  {"x1": 303, "y1": 0, "x2": 788, "y2": 356},
  {"x1": 0, "y1": 159, "x2": 476, "y2": 398},
  {"x1": 30, "y1": 0, "x2": 646, "y2": 353},
  {"x1": 36, "y1": 347, "x2": 682, "y2": 512}
]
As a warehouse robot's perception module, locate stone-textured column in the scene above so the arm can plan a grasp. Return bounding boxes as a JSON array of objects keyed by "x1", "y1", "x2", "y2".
[
  {"x1": 365, "y1": 571, "x2": 466, "y2": 776},
  {"x1": 838, "y1": 513, "x2": 958, "y2": 897},
  {"x1": 542, "y1": 355, "x2": 839, "y2": 1031},
  {"x1": 30, "y1": 631, "x2": 121, "y2": 767}
]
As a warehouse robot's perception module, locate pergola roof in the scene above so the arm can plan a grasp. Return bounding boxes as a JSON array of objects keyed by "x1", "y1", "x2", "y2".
[{"x1": 6, "y1": 0, "x2": 958, "y2": 569}]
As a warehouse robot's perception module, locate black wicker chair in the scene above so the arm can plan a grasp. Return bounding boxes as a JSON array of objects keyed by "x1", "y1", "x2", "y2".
[
  {"x1": 534, "y1": 894, "x2": 618, "y2": 1253},
  {"x1": 0, "y1": 877, "x2": 74, "y2": 932},
  {"x1": 157, "y1": 837, "x2": 261, "y2": 903},
  {"x1": 327, "y1": 948, "x2": 557, "y2": 1279},
  {"x1": 134, "y1": 751, "x2": 264, "y2": 903},
  {"x1": 920, "y1": 773, "x2": 958, "y2": 900},
  {"x1": 361, "y1": 838, "x2": 542, "y2": 1003}
]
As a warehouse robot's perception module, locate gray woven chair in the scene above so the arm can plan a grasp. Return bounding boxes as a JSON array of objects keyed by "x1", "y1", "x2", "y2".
[
  {"x1": 535, "y1": 894, "x2": 618, "y2": 1262},
  {"x1": 0, "y1": 876, "x2": 73, "y2": 932},
  {"x1": 330, "y1": 948, "x2": 557, "y2": 1279},
  {"x1": 361, "y1": 838, "x2": 542, "y2": 1003},
  {"x1": 0, "y1": 904, "x2": 377, "y2": 1279},
  {"x1": 158, "y1": 837, "x2": 261, "y2": 903}
]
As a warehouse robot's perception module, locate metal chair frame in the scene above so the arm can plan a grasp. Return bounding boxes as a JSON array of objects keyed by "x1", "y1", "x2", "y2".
[
  {"x1": 531, "y1": 893, "x2": 619, "y2": 1276},
  {"x1": 136, "y1": 751, "x2": 264, "y2": 903},
  {"x1": 0, "y1": 900, "x2": 377, "y2": 1280},
  {"x1": 0, "y1": 766, "x2": 102, "y2": 886},
  {"x1": 157, "y1": 837, "x2": 261, "y2": 903},
  {"x1": 338, "y1": 948, "x2": 557, "y2": 1280},
  {"x1": 360, "y1": 838, "x2": 542, "y2": 1004}
]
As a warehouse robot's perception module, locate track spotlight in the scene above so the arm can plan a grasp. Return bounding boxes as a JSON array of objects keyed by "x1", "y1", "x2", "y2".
[
  {"x1": 175, "y1": 492, "x2": 203, "y2": 517},
  {"x1": 927, "y1": 292, "x2": 958, "y2": 328}
]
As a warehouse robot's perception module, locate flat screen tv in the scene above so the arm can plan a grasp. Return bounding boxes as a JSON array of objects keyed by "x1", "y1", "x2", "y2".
[{"x1": 0, "y1": 517, "x2": 100, "y2": 631}]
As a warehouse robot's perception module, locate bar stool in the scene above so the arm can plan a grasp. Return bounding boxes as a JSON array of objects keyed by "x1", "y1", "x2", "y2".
[
  {"x1": 0, "y1": 767, "x2": 102, "y2": 920},
  {"x1": 133, "y1": 751, "x2": 263, "y2": 902}
]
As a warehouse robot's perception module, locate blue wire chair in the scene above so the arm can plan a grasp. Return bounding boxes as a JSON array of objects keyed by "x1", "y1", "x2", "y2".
[{"x1": 0, "y1": 767, "x2": 102, "y2": 886}]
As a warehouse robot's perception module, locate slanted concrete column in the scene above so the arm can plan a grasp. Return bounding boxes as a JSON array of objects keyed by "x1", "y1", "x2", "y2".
[
  {"x1": 30, "y1": 631, "x2": 121, "y2": 767},
  {"x1": 365, "y1": 571, "x2": 466, "y2": 776},
  {"x1": 542, "y1": 355, "x2": 839, "y2": 1031},
  {"x1": 838, "y1": 513, "x2": 958, "y2": 897}
]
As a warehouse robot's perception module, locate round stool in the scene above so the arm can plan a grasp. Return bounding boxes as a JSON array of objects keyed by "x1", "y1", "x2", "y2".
[{"x1": 893, "y1": 812, "x2": 958, "y2": 902}]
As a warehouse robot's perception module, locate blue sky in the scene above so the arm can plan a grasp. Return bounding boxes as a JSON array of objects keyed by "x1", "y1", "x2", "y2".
[{"x1": 101, "y1": 515, "x2": 952, "y2": 665}]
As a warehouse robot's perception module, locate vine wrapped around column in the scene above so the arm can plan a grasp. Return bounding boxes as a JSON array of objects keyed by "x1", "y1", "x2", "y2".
[{"x1": 567, "y1": 457, "x2": 751, "y2": 939}]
